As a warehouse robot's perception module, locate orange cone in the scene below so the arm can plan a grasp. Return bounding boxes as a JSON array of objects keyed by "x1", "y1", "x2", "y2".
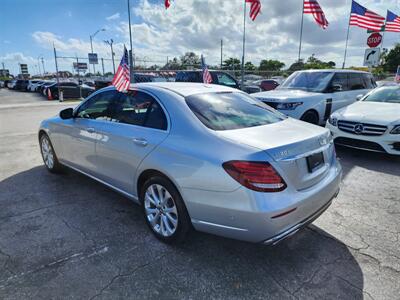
[{"x1": 47, "y1": 88, "x2": 53, "y2": 100}]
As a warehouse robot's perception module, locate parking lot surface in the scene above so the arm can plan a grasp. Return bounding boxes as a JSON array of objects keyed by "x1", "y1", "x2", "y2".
[{"x1": 0, "y1": 89, "x2": 399, "y2": 299}]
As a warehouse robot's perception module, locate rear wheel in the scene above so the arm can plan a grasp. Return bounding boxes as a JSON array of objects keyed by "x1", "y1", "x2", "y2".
[
  {"x1": 140, "y1": 176, "x2": 191, "y2": 244},
  {"x1": 40, "y1": 134, "x2": 63, "y2": 173},
  {"x1": 301, "y1": 110, "x2": 319, "y2": 125}
]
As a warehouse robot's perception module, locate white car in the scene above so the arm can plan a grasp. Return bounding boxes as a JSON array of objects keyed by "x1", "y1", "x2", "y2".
[
  {"x1": 326, "y1": 85, "x2": 400, "y2": 155},
  {"x1": 253, "y1": 70, "x2": 376, "y2": 125},
  {"x1": 27, "y1": 80, "x2": 42, "y2": 92}
]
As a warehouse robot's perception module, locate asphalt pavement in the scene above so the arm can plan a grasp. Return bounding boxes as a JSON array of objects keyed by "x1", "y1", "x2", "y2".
[{"x1": 0, "y1": 89, "x2": 399, "y2": 299}]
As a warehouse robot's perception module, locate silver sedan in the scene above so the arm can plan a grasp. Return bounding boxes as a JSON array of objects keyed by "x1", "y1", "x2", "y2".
[{"x1": 38, "y1": 83, "x2": 342, "y2": 244}]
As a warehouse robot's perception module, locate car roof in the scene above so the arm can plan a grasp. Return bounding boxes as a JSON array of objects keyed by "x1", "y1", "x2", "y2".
[
  {"x1": 296, "y1": 69, "x2": 370, "y2": 74},
  {"x1": 134, "y1": 82, "x2": 239, "y2": 97}
]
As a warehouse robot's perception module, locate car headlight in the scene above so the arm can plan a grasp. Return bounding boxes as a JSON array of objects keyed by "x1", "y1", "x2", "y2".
[
  {"x1": 328, "y1": 116, "x2": 338, "y2": 126},
  {"x1": 276, "y1": 102, "x2": 303, "y2": 110},
  {"x1": 390, "y1": 125, "x2": 400, "y2": 134}
]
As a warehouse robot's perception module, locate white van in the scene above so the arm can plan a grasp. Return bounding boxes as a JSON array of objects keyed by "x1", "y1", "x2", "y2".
[{"x1": 253, "y1": 70, "x2": 376, "y2": 125}]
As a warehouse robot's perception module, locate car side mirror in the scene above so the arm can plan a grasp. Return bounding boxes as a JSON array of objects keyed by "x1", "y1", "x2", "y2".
[
  {"x1": 60, "y1": 108, "x2": 74, "y2": 120},
  {"x1": 356, "y1": 94, "x2": 364, "y2": 101},
  {"x1": 331, "y1": 84, "x2": 343, "y2": 92}
]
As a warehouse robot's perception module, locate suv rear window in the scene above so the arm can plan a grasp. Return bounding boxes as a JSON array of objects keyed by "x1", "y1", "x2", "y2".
[{"x1": 185, "y1": 92, "x2": 285, "y2": 131}]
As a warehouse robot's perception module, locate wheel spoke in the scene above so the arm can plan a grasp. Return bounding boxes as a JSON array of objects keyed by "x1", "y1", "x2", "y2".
[
  {"x1": 145, "y1": 192, "x2": 157, "y2": 206},
  {"x1": 150, "y1": 211, "x2": 161, "y2": 226},
  {"x1": 165, "y1": 212, "x2": 177, "y2": 227}
]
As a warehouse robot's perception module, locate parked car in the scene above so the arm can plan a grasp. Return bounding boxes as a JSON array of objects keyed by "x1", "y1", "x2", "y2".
[
  {"x1": 38, "y1": 82, "x2": 341, "y2": 244},
  {"x1": 254, "y1": 79, "x2": 280, "y2": 91},
  {"x1": 175, "y1": 70, "x2": 240, "y2": 90},
  {"x1": 27, "y1": 80, "x2": 42, "y2": 92},
  {"x1": 14, "y1": 80, "x2": 29, "y2": 91},
  {"x1": 133, "y1": 73, "x2": 168, "y2": 83},
  {"x1": 0, "y1": 81, "x2": 4, "y2": 88},
  {"x1": 7, "y1": 80, "x2": 16, "y2": 89},
  {"x1": 327, "y1": 85, "x2": 400, "y2": 155},
  {"x1": 253, "y1": 70, "x2": 377, "y2": 125},
  {"x1": 45, "y1": 82, "x2": 94, "y2": 99}
]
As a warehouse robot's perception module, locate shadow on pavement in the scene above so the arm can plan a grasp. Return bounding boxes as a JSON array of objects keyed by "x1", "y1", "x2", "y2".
[{"x1": 0, "y1": 166, "x2": 364, "y2": 299}]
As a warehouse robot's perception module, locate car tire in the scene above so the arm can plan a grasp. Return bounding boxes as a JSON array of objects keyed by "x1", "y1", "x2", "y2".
[
  {"x1": 301, "y1": 110, "x2": 319, "y2": 125},
  {"x1": 140, "y1": 176, "x2": 191, "y2": 244},
  {"x1": 39, "y1": 133, "x2": 63, "y2": 173}
]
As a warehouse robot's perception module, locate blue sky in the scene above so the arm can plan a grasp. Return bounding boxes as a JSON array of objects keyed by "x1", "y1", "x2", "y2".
[{"x1": 1, "y1": 0, "x2": 400, "y2": 76}]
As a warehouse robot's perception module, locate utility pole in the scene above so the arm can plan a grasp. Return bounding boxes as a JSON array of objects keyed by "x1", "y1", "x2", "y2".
[
  {"x1": 127, "y1": 0, "x2": 135, "y2": 82},
  {"x1": 53, "y1": 45, "x2": 60, "y2": 101},
  {"x1": 104, "y1": 39, "x2": 116, "y2": 74},
  {"x1": 221, "y1": 39, "x2": 223, "y2": 69},
  {"x1": 37, "y1": 56, "x2": 42, "y2": 76},
  {"x1": 101, "y1": 58, "x2": 105, "y2": 76},
  {"x1": 41, "y1": 57, "x2": 46, "y2": 75},
  {"x1": 90, "y1": 28, "x2": 106, "y2": 75},
  {"x1": 241, "y1": 0, "x2": 246, "y2": 89}
]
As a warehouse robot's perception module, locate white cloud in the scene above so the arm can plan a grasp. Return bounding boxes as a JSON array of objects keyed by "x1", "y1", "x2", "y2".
[{"x1": 106, "y1": 13, "x2": 120, "y2": 21}]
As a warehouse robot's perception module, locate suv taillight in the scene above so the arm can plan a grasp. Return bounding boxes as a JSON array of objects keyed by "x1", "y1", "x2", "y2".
[{"x1": 222, "y1": 161, "x2": 287, "y2": 192}]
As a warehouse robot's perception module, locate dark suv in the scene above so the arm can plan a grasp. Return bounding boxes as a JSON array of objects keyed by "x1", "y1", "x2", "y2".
[{"x1": 175, "y1": 71, "x2": 240, "y2": 89}]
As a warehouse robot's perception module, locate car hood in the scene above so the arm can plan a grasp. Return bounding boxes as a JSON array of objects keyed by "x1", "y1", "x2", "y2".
[
  {"x1": 216, "y1": 118, "x2": 329, "y2": 161},
  {"x1": 252, "y1": 89, "x2": 321, "y2": 102},
  {"x1": 333, "y1": 101, "x2": 400, "y2": 125}
]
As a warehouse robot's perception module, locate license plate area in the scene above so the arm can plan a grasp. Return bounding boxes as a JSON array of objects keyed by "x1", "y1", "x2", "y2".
[{"x1": 306, "y1": 152, "x2": 324, "y2": 173}]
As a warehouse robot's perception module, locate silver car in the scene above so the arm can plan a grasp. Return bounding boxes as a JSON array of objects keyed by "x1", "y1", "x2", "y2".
[{"x1": 38, "y1": 83, "x2": 342, "y2": 244}]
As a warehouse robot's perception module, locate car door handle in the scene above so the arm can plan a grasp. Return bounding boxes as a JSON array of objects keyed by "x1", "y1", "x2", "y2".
[
  {"x1": 132, "y1": 138, "x2": 148, "y2": 147},
  {"x1": 86, "y1": 127, "x2": 95, "y2": 133}
]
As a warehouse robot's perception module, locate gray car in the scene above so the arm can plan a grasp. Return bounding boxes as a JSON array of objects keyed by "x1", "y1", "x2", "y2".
[{"x1": 38, "y1": 83, "x2": 342, "y2": 244}]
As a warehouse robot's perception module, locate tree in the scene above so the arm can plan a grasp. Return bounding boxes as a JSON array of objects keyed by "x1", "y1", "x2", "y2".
[
  {"x1": 304, "y1": 54, "x2": 335, "y2": 69},
  {"x1": 180, "y1": 52, "x2": 200, "y2": 67},
  {"x1": 259, "y1": 59, "x2": 285, "y2": 71},
  {"x1": 162, "y1": 57, "x2": 181, "y2": 70},
  {"x1": 383, "y1": 43, "x2": 400, "y2": 72},
  {"x1": 288, "y1": 60, "x2": 305, "y2": 72},
  {"x1": 245, "y1": 61, "x2": 256, "y2": 71},
  {"x1": 222, "y1": 57, "x2": 241, "y2": 70}
]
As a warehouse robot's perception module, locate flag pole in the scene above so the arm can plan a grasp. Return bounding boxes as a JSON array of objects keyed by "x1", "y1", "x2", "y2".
[
  {"x1": 241, "y1": 0, "x2": 246, "y2": 90},
  {"x1": 342, "y1": 3, "x2": 352, "y2": 69},
  {"x1": 127, "y1": 0, "x2": 135, "y2": 82},
  {"x1": 298, "y1": 0, "x2": 305, "y2": 62}
]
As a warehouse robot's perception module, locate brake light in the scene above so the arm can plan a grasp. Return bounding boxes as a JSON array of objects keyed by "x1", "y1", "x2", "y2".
[{"x1": 222, "y1": 161, "x2": 287, "y2": 192}]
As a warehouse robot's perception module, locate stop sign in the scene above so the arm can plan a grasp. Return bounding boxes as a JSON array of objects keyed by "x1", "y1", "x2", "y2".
[{"x1": 367, "y1": 33, "x2": 382, "y2": 48}]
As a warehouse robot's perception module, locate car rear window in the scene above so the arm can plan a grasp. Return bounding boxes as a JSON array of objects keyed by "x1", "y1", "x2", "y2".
[{"x1": 185, "y1": 92, "x2": 285, "y2": 131}]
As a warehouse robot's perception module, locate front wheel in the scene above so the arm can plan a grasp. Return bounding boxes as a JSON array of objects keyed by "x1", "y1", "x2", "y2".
[
  {"x1": 301, "y1": 110, "x2": 319, "y2": 125},
  {"x1": 141, "y1": 176, "x2": 191, "y2": 244},
  {"x1": 40, "y1": 134, "x2": 63, "y2": 173}
]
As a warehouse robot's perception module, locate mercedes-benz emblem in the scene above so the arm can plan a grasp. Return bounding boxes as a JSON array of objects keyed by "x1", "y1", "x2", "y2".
[{"x1": 354, "y1": 124, "x2": 364, "y2": 134}]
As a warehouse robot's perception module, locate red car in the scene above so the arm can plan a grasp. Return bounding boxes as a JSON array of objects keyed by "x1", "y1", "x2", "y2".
[{"x1": 254, "y1": 79, "x2": 280, "y2": 91}]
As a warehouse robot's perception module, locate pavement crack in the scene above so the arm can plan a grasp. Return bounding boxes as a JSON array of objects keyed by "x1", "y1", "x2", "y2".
[
  {"x1": 89, "y1": 253, "x2": 168, "y2": 300},
  {"x1": 61, "y1": 218, "x2": 97, "y2": 248}
]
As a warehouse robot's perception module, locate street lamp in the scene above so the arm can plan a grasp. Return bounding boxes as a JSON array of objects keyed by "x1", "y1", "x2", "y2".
[
  {"x1": 90, "y1": 28, "x2": 106, "y2": 74},
  {"x1": 104, "y1": 39, "x2": 116, "y2": 74}
]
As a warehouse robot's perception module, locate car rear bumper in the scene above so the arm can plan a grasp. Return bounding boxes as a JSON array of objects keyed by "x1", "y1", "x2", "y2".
[
  {"x1": 184, "y1": 160, "x2": 342, "y2": 243},
  {"x1": 326, "y1": 123, "x2": 400, "y2": 155}
]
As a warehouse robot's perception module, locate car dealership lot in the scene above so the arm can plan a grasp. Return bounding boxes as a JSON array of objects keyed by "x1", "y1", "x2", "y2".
[{"x1": 0, "y1": 89, "x2": 399, "y2": 299}]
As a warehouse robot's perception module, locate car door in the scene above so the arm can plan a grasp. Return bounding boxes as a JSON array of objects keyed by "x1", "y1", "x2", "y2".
[
  {"x1": 329, "y1": 72, "x2": 352, "y2": 114},
  {"x1": 348, "y1": 73, "x2": 369, "y2": 101},
  {"x1": 95, "y1": 90, "x2": 169, "y2": 195},
  {"x1": 59, "y1": 90, "x2": 119, "y2": 175}
]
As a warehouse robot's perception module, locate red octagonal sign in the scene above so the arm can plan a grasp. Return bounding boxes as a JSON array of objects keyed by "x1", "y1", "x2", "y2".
[{"x1": 367, "y1": 33, "x2": 382, "y2": 48}]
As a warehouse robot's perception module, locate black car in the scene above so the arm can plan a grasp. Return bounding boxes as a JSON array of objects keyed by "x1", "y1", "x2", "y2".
[
  {"x1": 14, "y1": 80, "x2": 29, "y2": 91},
  {"x1": 175, "y1": 70, "x2": 240, "y2": 89},
  {"x1": 45, "y1": 82, "x2": 94, "y2": 99}
]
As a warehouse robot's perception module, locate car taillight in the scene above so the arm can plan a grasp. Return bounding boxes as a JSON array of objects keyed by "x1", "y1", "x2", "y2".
[{"x1": 222, "y1": 161, "x2": 287, "y2": 192}]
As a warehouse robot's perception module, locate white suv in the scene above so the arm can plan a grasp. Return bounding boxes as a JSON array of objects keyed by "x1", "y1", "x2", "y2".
[{"x1": 253, "y1": 70, "x2": 376, "y2": 125}]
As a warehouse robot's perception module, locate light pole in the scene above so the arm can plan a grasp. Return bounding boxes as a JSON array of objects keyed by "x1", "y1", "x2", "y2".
[
  {"x1": 90, "y1": 28, "x2": 106, "y2": 75},
  {"x1": 37, "y1": 55, "x2": 42, "y2": 76},
  {"x1": 104, "y1": 39, "x2": 116, "y2": 74}
]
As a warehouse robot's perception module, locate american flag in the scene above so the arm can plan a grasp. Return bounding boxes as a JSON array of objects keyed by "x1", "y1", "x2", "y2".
[
  {"x1": 245, "y1": 0, "x2": 261, "y2": 21},
  {"x1": 201, "y1": 55, "x2": 212, "y2": 84},
  {"x1": 165, "y1": 0, "x2": 171, "y2": 9},
  {"x1": 112, "y1": 47, "x2": 130, "y2": 92},
  {"x1": 303, "y1": 0, "x2": 329, "y2": 29},
  {"x1": 349, "y1": 0, "x2": 385, "y2": 32},
  {"x1": 386, "y1": 10, "x2": 400, "y2": 32}
]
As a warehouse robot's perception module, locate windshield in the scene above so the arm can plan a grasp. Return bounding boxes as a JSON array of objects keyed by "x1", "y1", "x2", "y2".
[
  {"x1": 363, "y1": 86, "x2": 400, "y2": 104},
  {"x1": 279, "y1": 71, "x2": 334, "y2": 92},
  {"x1": 185, "y1": 92, "x2": 285, "y2": 131}
]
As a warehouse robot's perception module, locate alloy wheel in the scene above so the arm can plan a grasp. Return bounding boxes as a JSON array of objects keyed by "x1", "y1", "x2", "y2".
[
  {"x1": 41, "y1": 136, "x2": 54, "y2": 169},
  {"x1": 144, "y1": 184, "x2": 178, "y2": 237}
]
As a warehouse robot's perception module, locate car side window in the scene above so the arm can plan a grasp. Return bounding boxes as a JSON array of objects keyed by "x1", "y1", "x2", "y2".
[
  {"x1": 216, "y1": 73, "x2": 237, "y2": 88},
  {"x1": 331, "y1": 73, "x2": 349, "y2": 91},
  {"x1": 144, "y1": 101, "x2": 168, "y2": 130},
  {"x1": 76, "y1": 90, "x2": 119, "y2": 119},
  {"x1": 362, "y1": 74, "x2": 375, "y2": 89},
  {"x1": 112, "y1": 91, "x2": 153, "y2": 126},
  {"x1": 349, "y1": 74, "x2": 366, "y2": 90}
]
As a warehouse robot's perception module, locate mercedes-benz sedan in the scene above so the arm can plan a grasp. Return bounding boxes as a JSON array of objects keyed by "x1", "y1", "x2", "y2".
[{"x1": 39, "y1": 83, "x2": 342, "y2": 244}]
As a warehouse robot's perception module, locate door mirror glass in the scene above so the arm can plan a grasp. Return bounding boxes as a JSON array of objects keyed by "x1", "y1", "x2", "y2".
[{"x1": 60, "y1": 108, "x2": 74, "y2": 119}]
